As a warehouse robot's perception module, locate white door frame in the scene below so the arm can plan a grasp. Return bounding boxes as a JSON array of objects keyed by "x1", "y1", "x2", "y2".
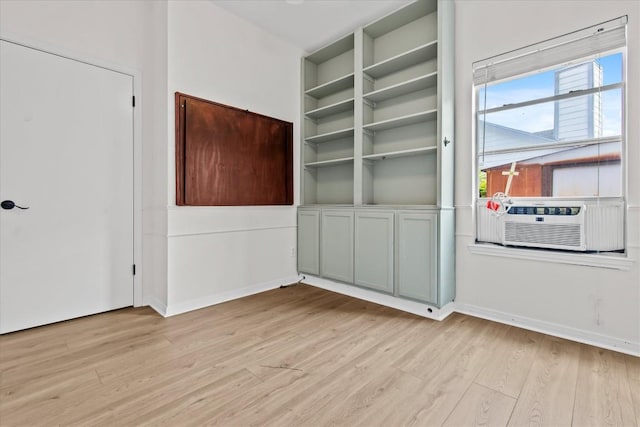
[{"x1": 0, "y1": 34, "x2": 143, "y2": 307}]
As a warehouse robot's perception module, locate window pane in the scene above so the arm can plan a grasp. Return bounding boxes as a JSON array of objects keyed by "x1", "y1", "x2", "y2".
[
  {"x1": 599, "y1": 52, "x2": 623, "y2": 85},
  {"x1": 479, "y1": 71, "x2": 555, "y2": 110},
  {"x1": 478, "y1": 88, "x2": 621, "y2": 152},
  {"x1": 479, "y1": 141, "x2": 621, "y2": 197},
  {"x1": 600, "y1": 89, "x2": 623, "y2": 136},
  {"x1": 476, "y1": 52, "x2": 623, "y2": 199},
  {"x1": 478, "y1": 52, "x2": 622, "y2": 110},
  {"x1": 552, "y1": 163, "x2": 621, "y2": 197}
]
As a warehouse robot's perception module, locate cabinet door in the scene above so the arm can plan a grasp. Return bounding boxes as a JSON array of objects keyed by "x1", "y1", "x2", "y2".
[
  {"x1": 321, "y1": 210, "x2": 354, "y2": 283},
  {"x1": 397, "y1": 212, "x2": 438, "y2": 304},
  {"x1": 298, "y1": 209, "x2": 320, "y2": 275},
  {"x1": 354, "y1": 211, "x2": 394, "y2": 293}
]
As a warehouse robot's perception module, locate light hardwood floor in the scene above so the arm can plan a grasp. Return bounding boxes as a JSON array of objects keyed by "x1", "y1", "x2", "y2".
[{"x1": 1, "y1": 284, "x2": 638, "y2": 426}]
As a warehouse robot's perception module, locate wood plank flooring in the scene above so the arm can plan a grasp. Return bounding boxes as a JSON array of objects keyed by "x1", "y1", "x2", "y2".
[{"x1": 0, "y1": 284, "x2": 638, "y2": 426}]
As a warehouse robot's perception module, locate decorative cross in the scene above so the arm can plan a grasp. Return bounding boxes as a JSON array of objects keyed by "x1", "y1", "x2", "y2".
[{"x1": 502, "y1": 162, "x2": 520, "y2": 196}]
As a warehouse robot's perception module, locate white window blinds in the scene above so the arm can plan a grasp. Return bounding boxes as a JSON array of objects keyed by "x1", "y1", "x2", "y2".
[{"x1": 472, "y1": 16, "x2": 627, "y2": 85}]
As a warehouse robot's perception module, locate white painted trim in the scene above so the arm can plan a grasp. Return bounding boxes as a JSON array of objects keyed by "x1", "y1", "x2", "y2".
[
  {"x1": 0, "y1": 32, "x2": 141, "y2": 77},
  {"x1": 132, "y1": 58, "x2": 143, "y2": 308},
  {"x1": 164, "y1": 275, "x2": 301, "y2": 317},
  {"x1": 455, "y1": 303, "x2": 640, "y2": 357},
  {"x1": 168, "y1": 225, "x2": 296, "y2": 238},
  {"x1": 0, "y1": 34, "x2": 144, "y2": 307},
  {"x1": 302, "y1": 275, "x2": 455, "y2": 321},
  {"x1": 147, "y1": 296, "x2": 168, "y2": 317},
  {"x1": 455, "y1": 232, "x2": 474, "y2": 238},
  {"x1": 468, "y1": 243, "x2": 634, "y2": 270}
]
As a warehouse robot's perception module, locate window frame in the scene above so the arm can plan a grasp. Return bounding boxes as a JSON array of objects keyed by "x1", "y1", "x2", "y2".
[
  {"x1": 475, "y1": 53, "x2": 626, "y2": 200},
  {"x1": 471, "y1": 17, "x2": 630, "y2": 262}
]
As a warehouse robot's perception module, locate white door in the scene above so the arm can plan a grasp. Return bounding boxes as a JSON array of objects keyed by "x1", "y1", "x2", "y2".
[{"x1": 0, "y1": 40, "x2": 134, "y2": 334}]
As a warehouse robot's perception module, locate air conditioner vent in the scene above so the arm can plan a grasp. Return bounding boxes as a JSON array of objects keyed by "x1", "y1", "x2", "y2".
[
  {"x1": 505, "y1": 223, "x2": 582, "y2": 248},
  {"x1": 503, "y1": 204, "x2": 586, "y2": 251}
]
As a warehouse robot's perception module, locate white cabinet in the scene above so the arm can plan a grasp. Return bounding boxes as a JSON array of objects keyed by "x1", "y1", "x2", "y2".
[
  {"x1": 354, "y1": 211, "x2": 394, "y2": 293},
  {"x1": 297, "y1": 209, "x2": 320, "y2": 275},
  {"x1": 320, "y1": 210, "x2": 354, "y2": 283},
  {"x1": 297, "y1": 207, "x2": 454, "y2": 307},
  {"x1": 397, "y1": 212, "x2": 437, "y2": 304}
]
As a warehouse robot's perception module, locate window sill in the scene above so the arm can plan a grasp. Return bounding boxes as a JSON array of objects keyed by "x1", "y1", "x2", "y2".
[{"x1": 468, "y1": 243, "x2": 634, "y2": 271}]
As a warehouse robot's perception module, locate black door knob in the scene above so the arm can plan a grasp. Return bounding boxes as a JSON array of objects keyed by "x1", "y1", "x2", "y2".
[{"x1": 1, "y1": 200, "x2": 29, "y2": 210}]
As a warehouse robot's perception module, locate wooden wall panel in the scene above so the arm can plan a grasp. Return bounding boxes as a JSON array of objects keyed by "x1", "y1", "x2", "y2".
[{"x1": 175, "y1": 93, "x2": 293, "y2": 206}]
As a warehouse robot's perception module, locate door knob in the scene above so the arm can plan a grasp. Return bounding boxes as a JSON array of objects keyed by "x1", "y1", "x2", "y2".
[{"x1": 1, "y1": 200, "x2": 29, "y2": 210}]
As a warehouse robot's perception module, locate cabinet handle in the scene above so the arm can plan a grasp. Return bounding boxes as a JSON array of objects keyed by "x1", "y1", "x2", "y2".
[{"x1": 443, "y1": 137, "x2": 451, "y2": 147}]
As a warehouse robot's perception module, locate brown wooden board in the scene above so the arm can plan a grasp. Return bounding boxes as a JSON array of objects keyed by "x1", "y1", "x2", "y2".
[{"x1": 175, "y1": 92, "x2": 293, "y2": 206}]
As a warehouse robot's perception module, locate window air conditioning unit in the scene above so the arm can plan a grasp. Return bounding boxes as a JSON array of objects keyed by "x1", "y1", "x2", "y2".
[
  {"x1": 477, "y1": 198, "x2": 624, "y2": 252},
  {"x1": 503, "y1": 205, "x2": 586, "y2": 251}
]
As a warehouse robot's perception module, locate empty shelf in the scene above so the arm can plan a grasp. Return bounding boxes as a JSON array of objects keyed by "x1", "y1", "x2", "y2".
[
  {"x1": 363, "y1": 146, "x2": 437, "y2": 161},
  {"x1": 363, "y1": 109, "x2": 437, "y2": 132},
  {"x1": 305, "y1": 98, "x2": 354, "y2": 120},
  {"x1": 306, "y1": 73, "x2": 354, "y2": 99},
  {"x1": 305, "y1": 127, "x2": 355, "y2": 144},
  {"x1": 304, "y1": 157, "x2": 354, "y2": 168},
  {"x1": 364, "y1": 72, "x2": 437, "y2": 103},
  {"x1": 364, "y1": 41, "x2": 438, "y2": 79}
]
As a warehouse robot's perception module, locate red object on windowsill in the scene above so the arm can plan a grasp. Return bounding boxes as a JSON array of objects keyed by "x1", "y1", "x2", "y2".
[{"x1": 486, "y1": 200, "x2": 500, "y2": 211}]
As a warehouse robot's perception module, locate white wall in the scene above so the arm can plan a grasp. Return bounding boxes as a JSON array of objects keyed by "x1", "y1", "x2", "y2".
[
  {"x1": 143, "y1": 1, "x2": 170, "y2": 313},
  {"x1": 454, "y1": 0, "x2": 640, "y2": 354},
  {"x1": 0, "y1": 0, "x2": 169, "y2": 312},
  {"x1": 165, "y1": 1, "x2": 303, "y2": 315}
]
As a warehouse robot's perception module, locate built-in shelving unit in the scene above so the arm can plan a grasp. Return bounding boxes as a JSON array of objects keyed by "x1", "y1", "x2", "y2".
[
  {"x1": 298, "y1": 0, "x2": 455, "y2": 311},
  {"x1": 361, "y1": 0, "x2": 440, "y2": 206},
  {"x1": 303, "y1": 33, "x2": 355, "y2": 205},
  {"x1": 301, "y1": 0, "x2": 452, "y2": 207}
]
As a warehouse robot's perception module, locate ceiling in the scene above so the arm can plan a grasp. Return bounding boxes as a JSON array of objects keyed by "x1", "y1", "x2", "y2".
[{"x1": 211, "y1": 0, "x2": 413, "y2": 53}]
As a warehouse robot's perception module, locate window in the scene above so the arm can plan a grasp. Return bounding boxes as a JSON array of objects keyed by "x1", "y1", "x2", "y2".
[{"x1": 473, "y1": 17, "x2": 627, "y2": 254}]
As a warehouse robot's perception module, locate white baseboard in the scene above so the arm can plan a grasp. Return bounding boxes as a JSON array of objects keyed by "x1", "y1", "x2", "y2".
[
  {"x1": 455, "y1": 303, "x2": 640, "y2": 357},
  {"x1": 302, "y1": 275, "x2": 454, "y2": 321},
  {"x1": 146, "y1": 296, "x2": 167, "y2": 317},
  {"x1": 163, "y1": 275, "x2": 301, "y2": 317}
]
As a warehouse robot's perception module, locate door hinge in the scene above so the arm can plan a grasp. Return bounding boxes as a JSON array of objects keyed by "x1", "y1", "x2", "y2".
[
  {"x1": 132, "y1": 95, "x2": 136, "y2": 107},
  {"x1": 132, "y1": 264, "x2": 136, "y2": 275}
]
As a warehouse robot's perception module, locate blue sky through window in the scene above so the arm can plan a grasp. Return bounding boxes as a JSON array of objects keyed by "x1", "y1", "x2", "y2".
[{"x1": 478, "y1": 52, "x2": 622, "y2": 136}]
